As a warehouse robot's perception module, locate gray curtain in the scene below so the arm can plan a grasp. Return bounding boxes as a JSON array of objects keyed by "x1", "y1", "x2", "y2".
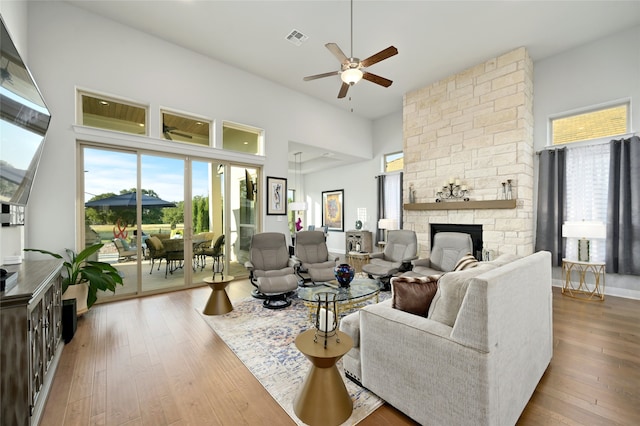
[
  {"x1": 535, "y1": 148, "x2": 566, "y2": 266},
  {"x1": 606, "y1": 136, "x2": 640, "y2": 275}
]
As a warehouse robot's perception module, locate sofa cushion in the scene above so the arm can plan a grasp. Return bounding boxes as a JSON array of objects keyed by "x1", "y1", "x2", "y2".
[
  {"x1": 428, "y1": 263, "x2": 497, "y2": 326},
  {"x1": 453, "y1": 253, "x2": 479, "y2": 271},
  {"x1": 391, "y1": 276, "x2": 439, "y2": 317}
]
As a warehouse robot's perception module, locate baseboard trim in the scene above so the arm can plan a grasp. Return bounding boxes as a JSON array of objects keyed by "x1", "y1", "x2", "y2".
[{"x1": 552, "y1": 279, "x2": 640, "y2": 300}]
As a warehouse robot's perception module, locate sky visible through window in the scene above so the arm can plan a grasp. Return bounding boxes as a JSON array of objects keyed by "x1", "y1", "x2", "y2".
[{"x1": 84, "y1": 149, "x2": 210, "y2": 203}]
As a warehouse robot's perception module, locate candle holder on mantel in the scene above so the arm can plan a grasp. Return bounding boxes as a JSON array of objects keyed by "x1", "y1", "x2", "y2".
[
  {"x1": 314, "y1": 292, "x2": 339, "y2": 348},
  {"x1": 436, "y1": 177, "x2": 470, "y2": 202}
]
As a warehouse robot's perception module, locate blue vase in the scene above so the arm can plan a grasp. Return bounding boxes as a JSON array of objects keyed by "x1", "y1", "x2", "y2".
[{"x1": 334, "y1": 263, "x2": 355, "y2": 287}]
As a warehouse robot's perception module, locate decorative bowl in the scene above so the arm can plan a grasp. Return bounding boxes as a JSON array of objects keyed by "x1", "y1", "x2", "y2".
[{"x1": 334, "y1": 263, "x2": 355, "y2": 287}]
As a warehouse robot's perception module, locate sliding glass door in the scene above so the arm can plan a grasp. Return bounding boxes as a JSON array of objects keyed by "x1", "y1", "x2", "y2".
[{"x1": 82, "y1": 145, "x2": 256, "y2": 301}]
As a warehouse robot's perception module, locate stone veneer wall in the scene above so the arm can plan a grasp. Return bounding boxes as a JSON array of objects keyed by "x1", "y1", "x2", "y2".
[{"x1": 403, "y1": 47, "x2": 534, "y2": 257}]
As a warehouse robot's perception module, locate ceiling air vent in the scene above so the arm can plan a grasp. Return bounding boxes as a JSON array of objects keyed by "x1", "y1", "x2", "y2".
[{"x1": 285, "y1": 29, "x2": 308, "y2": 46}]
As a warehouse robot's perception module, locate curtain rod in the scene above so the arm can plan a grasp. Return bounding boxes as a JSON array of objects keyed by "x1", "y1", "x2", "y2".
[{"x1": 536, "y1": 131, "x2": 638, "y2": 155}]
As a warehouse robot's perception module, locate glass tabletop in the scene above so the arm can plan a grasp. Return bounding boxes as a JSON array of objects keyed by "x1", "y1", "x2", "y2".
[{"x1": 297, "y1": 278, "x2": 381, "y2": 303}]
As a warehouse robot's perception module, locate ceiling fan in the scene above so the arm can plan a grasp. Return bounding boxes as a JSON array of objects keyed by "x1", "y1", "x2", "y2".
[
  {"x1": 162, "y1": 123, "x2": 192, "y2": 140},
  {"x1": 303, "y1": 0, "x2": 398, "y2": 99}
]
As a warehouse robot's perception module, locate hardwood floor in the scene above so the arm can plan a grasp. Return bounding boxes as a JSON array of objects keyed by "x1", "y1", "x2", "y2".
[{"x1": 42, "y1": 283, "x2": 639, "y2": 425}]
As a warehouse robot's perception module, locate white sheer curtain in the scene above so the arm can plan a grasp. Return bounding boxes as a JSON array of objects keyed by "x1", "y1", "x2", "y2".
[
  {"x1": 384, "y1": 173, "x2": 402, "y2": 226},
  {"x1": 565, "y1": 143, "x2": 609, "y2": 262}
]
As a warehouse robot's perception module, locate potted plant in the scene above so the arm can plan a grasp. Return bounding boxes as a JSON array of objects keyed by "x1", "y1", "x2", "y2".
[{"x1": 24, "y1": 243, "x2": 123, "y2": 315}]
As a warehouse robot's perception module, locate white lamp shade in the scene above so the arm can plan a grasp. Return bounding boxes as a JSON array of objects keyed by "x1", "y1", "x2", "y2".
[
  {"x1": 289, "y1": 201, "x2": 308, "y2": 211},
  {"x1": 378, "y1": 218, "x2": 398, "y2": 230},
  {"x1": 562, "y1": 221, "x2": 606, "y2": 239},
  {"x1": 341, "y1": 68, "x2": 363, "y2": 85}
]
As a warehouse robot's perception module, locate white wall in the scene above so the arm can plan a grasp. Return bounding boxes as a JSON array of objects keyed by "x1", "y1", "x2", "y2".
[
  {"x1": 11, "y1": 1, "x2": 372, "y2": 257},
  {"x1": 304, "y1": 110, "x2": 402, "y2": 253},
  {"x1": 533, "y1": 25, "x2": 640, "y2": 299},
  {"x1": 533, "y1": 25, "x2": 640, "y2": 151}
]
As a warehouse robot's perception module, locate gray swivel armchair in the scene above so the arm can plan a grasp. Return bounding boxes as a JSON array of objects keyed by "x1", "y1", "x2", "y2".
[
  {"x1": 403, "y1": 231, "x2": 473, "y2": 277},
  {"x1": 245, "y1": 232, "x2": 300, "y2": 309},
  {"x1": 293, "y1": 230, "x2": 339, "y2": 285},
  {"x1": 362, "y1": 229, "x2": 418, "y2": 285}
]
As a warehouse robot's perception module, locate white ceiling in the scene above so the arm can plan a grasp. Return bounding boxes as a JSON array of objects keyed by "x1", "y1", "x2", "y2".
[{"x1": 66, "y1": 0, "x2": 640, "y2": 168}]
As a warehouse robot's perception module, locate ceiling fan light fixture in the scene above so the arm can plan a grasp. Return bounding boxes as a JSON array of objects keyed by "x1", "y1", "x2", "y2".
[{"x1": 341, "y1": 68, "x2": 363, "y2": 85}]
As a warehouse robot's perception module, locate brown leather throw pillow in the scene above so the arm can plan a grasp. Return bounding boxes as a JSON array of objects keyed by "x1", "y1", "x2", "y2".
[{"x1": 391, "y1": 276, "x2": 439, "y2": 317}]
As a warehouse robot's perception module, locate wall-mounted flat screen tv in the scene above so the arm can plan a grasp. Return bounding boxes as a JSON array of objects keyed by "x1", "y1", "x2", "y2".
[{"x1": 0, "y1": 15, "x2": 51, "y2": 217}]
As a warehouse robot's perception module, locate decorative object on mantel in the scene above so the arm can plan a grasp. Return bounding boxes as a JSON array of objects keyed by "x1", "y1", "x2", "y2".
[
  {"x1": 436, "y1": 177, "x2": 469, "y2": 202},
  {"x1": 409, "y1": 183, "x2": 416, "y2": 203},
  {"x1": 501, "y1": 179, "x2": 513, "y2": 200}
]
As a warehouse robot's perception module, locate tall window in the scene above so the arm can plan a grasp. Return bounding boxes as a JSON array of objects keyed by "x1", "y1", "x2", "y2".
[
  {"x1": 565, "y1": 144, "x2": 609, "y2": 262},
  {"x1": 550, "y1": 101, "x2": 629, "y2": 263}
]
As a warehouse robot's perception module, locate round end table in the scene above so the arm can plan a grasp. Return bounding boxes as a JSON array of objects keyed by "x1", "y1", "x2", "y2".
[
  {"x1": 293, "y1": 329, "x2": 353, "y2": 426},
  {"x1": 202, "y1": 275, "x2": 235, "y2": 315}
]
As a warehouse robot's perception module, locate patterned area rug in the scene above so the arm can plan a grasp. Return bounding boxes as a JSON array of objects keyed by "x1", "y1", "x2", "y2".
[{"x1": 198, "y1": 293, "x2": 389, "y2": 425}]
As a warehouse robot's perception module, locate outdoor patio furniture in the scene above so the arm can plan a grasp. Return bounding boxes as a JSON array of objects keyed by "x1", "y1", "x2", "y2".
[{"x1": 113, "y1": 238, "x2": 137, "y2": 262}]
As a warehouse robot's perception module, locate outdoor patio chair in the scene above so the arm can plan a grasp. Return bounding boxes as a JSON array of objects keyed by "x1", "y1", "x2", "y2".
[
  {"x1": 146, "y1": 236, "x2": 166, "y2": 274},
  {"x1": 113, "y1": 238, "x2": 137, "y2": 262},
  {"x1": 245, "y1": 232, "x2": 300, "y2": 309}
]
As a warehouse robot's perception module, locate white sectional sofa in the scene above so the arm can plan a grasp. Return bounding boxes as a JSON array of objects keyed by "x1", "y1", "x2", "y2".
[{"x1": 340, "y1": 251, "x2": 553, "y2": 425}]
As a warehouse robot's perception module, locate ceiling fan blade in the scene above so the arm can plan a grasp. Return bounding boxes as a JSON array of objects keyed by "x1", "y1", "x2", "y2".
[
  {"x1": 361, "y1": 46, "x2": 398, "y2": 68},
  {"x1": 363, "y1": 71, "x2": 393, "y2": 87},
  {"x1": 325, "y1": 43, "x2": 349, "y2": 64},
  {"x1": 172, "y1": 131, "x2": 193, "y2": 139},
  {"x1": 303, "y1": 70, "x2": 339, "y2": 81},
  {"x1": 164, "y1": 132, "x2": 173, "y2": 141},
  {"x1": 337, "y1": 82, "x2": 350, "y2": 99}
]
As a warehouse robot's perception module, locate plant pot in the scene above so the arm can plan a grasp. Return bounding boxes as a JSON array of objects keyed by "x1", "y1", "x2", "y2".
[{"x1": 62, "y1": 283, "x2": 89, "y2": 316}]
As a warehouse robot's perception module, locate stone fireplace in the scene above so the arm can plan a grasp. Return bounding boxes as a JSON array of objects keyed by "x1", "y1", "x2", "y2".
[{"x1": 403, "y1": 47, "x2": 534, "y2": 257}]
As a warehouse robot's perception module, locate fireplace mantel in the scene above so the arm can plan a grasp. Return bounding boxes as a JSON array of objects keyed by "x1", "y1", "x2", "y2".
[{"x1": 404, "y1": 199, "x2": 517, "y2": 211}]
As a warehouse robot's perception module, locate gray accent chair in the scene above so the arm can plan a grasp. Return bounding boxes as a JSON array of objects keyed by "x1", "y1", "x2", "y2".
[
  {"x1": 245, "y1": 232, "x2": 300, "y2": 309},
  {"x1": 293, "y1": 230, "x2": 339, "y2": 285},
  {"x1": 403, "y1": 231, "x2": 473, "y2": 277},
  {"x1": 362, "y1": 230, "x2": 418, "y2": 283}
]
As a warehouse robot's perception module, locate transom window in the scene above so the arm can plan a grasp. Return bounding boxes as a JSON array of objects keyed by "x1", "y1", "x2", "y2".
[
  {"x1": 222, "y1": 121, "x2": 262, "y2": 155},
  {"x1": 161, "y1": 110, "x2": 211, "y2": 146},
  {"x1": 384, "y1": 151, "x2": 404, "y2": 172},
  {"x1": 79, "y1": 92, "x2": 147, "y2": 135},
  {"x1": 551, "y1": 103, "x2": 628, "y2": 145}
]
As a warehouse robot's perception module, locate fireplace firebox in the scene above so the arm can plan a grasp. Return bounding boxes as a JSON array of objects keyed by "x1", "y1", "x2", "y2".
[{"x1": 430, "y1": 223, "x2": 483, "y2": 260}]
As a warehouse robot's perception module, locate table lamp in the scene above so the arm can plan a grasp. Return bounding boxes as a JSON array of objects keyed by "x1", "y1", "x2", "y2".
[{"x1": 562, "y1": 221, "x2": 606, "y2": 262}]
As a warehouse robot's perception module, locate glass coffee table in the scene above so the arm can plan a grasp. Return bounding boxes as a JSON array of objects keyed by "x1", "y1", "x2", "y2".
[{"x1": 297, "y1": 278, "x2": 382, "y2": 319}]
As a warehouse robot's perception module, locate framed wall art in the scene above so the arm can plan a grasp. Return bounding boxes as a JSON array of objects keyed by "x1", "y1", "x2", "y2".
[
  {"x1": 266, "y1": 176, "x2": 287, "y2": 215},
  {"x1": 322, "y1": 189, "x2": 344, "y2": 232}
]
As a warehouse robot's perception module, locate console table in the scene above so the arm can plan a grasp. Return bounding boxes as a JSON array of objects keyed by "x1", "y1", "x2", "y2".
[
  {"x1": 1, "y1": 259, "x2": 64, "y2": 425},
  {"x1": 345, "y1": 230, "x2": 372, "y2": 253},
  {"x1": 561, "y1": 258, "x2": 606, "y2": 301}
]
